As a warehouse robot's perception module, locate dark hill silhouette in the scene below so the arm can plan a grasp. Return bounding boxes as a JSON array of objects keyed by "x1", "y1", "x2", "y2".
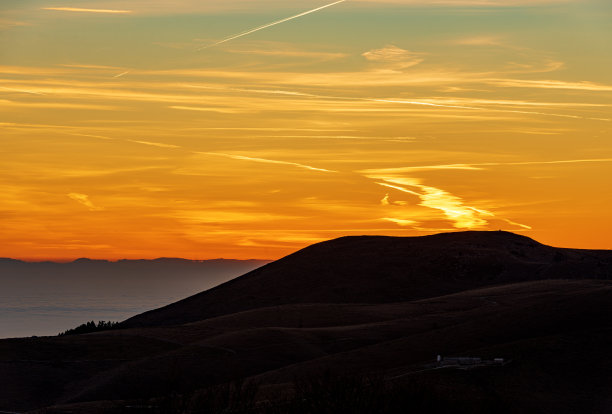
[
  {"x1": 123, "y1": 231, "x2": 612, "y2": 328},
  {"x1": 2, "y1": 231, "x2": 612, "y2": 413}
]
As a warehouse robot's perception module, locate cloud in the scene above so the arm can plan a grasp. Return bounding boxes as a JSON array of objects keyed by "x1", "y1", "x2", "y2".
[
  {"x1": 67, "y1": 133, "x2": 115, "y2": 141},
  {"x1": 228, "y1": 48, "x2": 348, "y2": 60},
  {"x1": 363, "y1": 158, "x2": 612, "y2": 174},
  {"x1": 127, "y1": 140, "x2": 181, "y2": 149},
  {"x1": 197, "y1": 0, "x2": 347, "y2": 50},
  {"x1": 487, "y1": 78, "x2": 612, "y2": 92},
  {"x1": 373, "y1": 177, "x2": 493, "y2": 228},
  {"x1": 199, "y1": 152, "x2": 336, "y2": 173},
  {"x1": 169, "y1": 105, "x2": 249, "y2": 114},
  {"x1": 42, "y1": 7, "x2": 132, "y2": 14},
  {"x1": 0, "y1": 99, "x2": 117, "y2": 110},
  {"x1": 174, "y1": 210, "x2": 292, "y2": 224},
  {"x1": 67, "y1": 193, "x2": 103, "y2": 211},
  {"x1": 353, "y1": 0, "x2": 574, "y2": 5},
  {"x1": 453, "y1": 36, "x2": 505, "y2": 46},
  {"x1": 381, "y1": 217, "x2": 417, "y2": 226},
  {"x1": 0, "y1": 19, "x2": 30, "y2": 29},
  {"x1": 0, "y1": 86, "x2": 45, "y2": 95},
  {"x1": 363, "y1": 164, "x2": 483, "y2": 174},
  {"x1": 219, "y1": 40, "x2": 349, "y2": 60},
  {"x1": 503, "y1": 218, "x2": 532, "y2": 230},
  {"x1": 362, "y1": 45, "x2": 424, "y2": 68}
]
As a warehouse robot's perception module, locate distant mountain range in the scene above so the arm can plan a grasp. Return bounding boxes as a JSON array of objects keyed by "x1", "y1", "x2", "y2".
[
  {"x1": 0, "y1": 257, "x2": 270, "y2": 294},
  {"x1": 0, "y1": 257, "x2": 269, "y2": 339},
  {"x1": 1, "y1": 231, "x2": 612, "y2": 413}
]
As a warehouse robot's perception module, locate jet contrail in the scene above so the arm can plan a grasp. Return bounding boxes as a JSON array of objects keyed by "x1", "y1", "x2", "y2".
[{"x1": 198, "y1": 0, "x2": 347, "y2": 50}]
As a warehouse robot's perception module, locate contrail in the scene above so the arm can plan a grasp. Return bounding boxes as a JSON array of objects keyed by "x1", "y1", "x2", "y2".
[{"x1": 198, "y1": 0, "x2": 346, "y2": 50}]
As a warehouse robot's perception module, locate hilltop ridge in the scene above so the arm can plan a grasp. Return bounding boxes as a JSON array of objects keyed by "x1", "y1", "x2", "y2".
[{"x1": 123, "y1": 231, "x2": 612, "y2": 328}]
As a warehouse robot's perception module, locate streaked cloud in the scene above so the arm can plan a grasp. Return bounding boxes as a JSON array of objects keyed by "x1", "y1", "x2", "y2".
[
  {"x1": 173, "y1": 210, "x2": 293, "y2": 224},
  {"x1": 487, "y1": 78, "x2": 612, "y2": 92},
  {"x1": 228, "y1": 48, "x2": 348, "y2": 60},
  {"x1": 0, "y1": 19, "x2": 30, "y2": 29},
  {"x1": 67, "y1": 193, "x2": 103, "y2": 211},
  {"x1": 362, "y1": 45, "x2": 424, "y2": 68},
  {"x1": 363, "y1": 158, "x2": 612, "y2": 175},
  {"x1": 354, "y1": 0, "x2": 575, "y2": 5},
  {"x1": 0, "y1": 100, "x2": 117, "y2": 110},
  {"x1": 503, "y1": 219, "x2": 532, "y2": 230},
  {"x1": 381, "y1": 193, "x2": 391, "y2": 205},
  {"x1": 374, "y1": 178, "x2": 493, "y2": 229},
  {"x1": 127, "y1": 140, "x2": 181, "y2": 149},
  {"x1": 197, "y1": 0, "x2": 347, "y2": 50},
  {"x1": 363, "y1": 164, "x2": 483, "y2": 174},
  {"x1": 453, "y1": 36, "x2": 506, "y2": 46},
  {"x1": 198, "y1": 152, "x2": 336, "y2": 173},
  {"x1": 381, "y1": 217, "x2": 417, "y2": 226},
  {"x1": 169, "y1": 105, "x2": 250, "y2": 114},
  {"x1": 0, "y1": 86, "x2": 45, "y2": 95},
  {"x1": 42, "y1": 7, "x2": 132, "y2": 14}
]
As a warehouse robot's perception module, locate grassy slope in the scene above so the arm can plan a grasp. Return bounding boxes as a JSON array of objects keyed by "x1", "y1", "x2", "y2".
[{"x1": 2, "y1": 280, "x2": 611, "y2": 412}]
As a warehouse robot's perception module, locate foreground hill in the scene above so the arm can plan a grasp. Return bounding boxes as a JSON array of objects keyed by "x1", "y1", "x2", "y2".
[
  {"x1": 123, "y1": 231, "x2": 612, "y2": 328},
  {"x1": 1, "y1": 231, "x2": 612, "y2": 413}
]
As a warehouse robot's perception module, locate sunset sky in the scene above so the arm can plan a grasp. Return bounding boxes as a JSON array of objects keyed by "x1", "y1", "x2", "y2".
[{"x1": 1, "y1": 0, "x2": 611, "y2": 260}]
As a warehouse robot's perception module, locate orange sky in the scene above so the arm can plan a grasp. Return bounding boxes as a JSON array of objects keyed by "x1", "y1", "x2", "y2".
[{"x1": 1, "y1": 0, "x2": 611, "y2": 260}]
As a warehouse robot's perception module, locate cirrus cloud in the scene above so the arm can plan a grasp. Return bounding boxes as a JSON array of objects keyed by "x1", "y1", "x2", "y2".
[{"x1": 362, "y1": 45, "x2": 424, "y2": 68}]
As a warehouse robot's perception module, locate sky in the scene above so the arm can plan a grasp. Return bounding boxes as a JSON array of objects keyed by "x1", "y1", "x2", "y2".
[{"x1": 1, "y1": 0, "x2": 611, "y2": 260}]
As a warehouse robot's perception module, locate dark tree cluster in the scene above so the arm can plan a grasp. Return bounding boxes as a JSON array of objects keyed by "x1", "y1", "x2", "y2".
[{"x1": 58, "y1": 320, "x2": 119, "y2": 336}]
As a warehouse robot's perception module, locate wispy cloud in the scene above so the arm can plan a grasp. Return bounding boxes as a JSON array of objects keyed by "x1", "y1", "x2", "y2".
[
  {"x1": 453, "y1": 35, "x2": 506, "y2": 46},
  {"x1": 197, "y1": 0, "x2": 347, "y2": 50},
  {"x1": 67, "y1": 193, "x2": 103, "y2": 211},
  {"x1": 42, "y1": 7, "x2": 132, "y2": 14},
  {"x1": 67, "y1": 133, "x2": 114, "y2": 141},
  {"x1": 354, "y1": 0, "x2": 574, "y2": 5},
  {"x1": 173, "y1": 210, "x2": 292, "y2": 224},
  {"x1": 127, "y1": 140, "x2": 181, "y2": 149},
  {"x1": 487, "y1": 78, "x2": 612, "y2": 92},
  {"x1": 362, "y1": 158, "x2": 612, "y2": 174},
  {"x1": 363, "y1": 164, "x2": 483, "y2": 174},
  {"x1": 220, "y1": 40, "x2": 349, "y2": 60},
  {"x1": 381, "y1": 217, "x2": 417, "y2": 226},
  {"x1": 503, "y1": 218, "x2": 532, "y2": 230},
  {"x1": 199, "y1": 152, "x2": 336, "y2": 173},
  {"x1": 228, "y1": 48, "x2": 348, "y2": 60},
  {"x1": 0, "y1": 86, "x2": 46, "y2": 95},
  {"x1": 374, "y1": 178, "x2": 493, "y2": 229},
  {"x1": 0, "y1": 19, "x2": 30, "y2": 29},
  {"x1": 362, "y1": 45, "x2": 424, "y2": 68},
  {"x1": 0, "y1": 99, "x2": 117, "y2": 110},
  {"x1": 169, "y1": 105, "x2": 248, "y2": 114}
]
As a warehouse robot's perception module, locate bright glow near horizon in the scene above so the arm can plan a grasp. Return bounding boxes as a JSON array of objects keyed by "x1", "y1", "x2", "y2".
[{"x1": 1, "y1": 0, "x2": 611, "y2": 260}]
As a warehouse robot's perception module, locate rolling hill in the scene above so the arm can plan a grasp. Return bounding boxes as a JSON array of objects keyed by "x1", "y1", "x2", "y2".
[
  {"x1": 123, "y1": 231, "x2": 612, "y2": 328},
  {"x1": 1, "y1": 231, "x2": 612, "y2": 413}
]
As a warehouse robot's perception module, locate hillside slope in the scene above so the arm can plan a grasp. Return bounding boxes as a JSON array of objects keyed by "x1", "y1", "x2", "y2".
[
  {"x1": 2, "y1": 231, "x2": 612, "y2": 413},
  {"x1": 2, "y1": 280, "x2": 611, "y2": 413},
  {"x1": 123, "y1": 231, "x2": 612, "y2": 328}
]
